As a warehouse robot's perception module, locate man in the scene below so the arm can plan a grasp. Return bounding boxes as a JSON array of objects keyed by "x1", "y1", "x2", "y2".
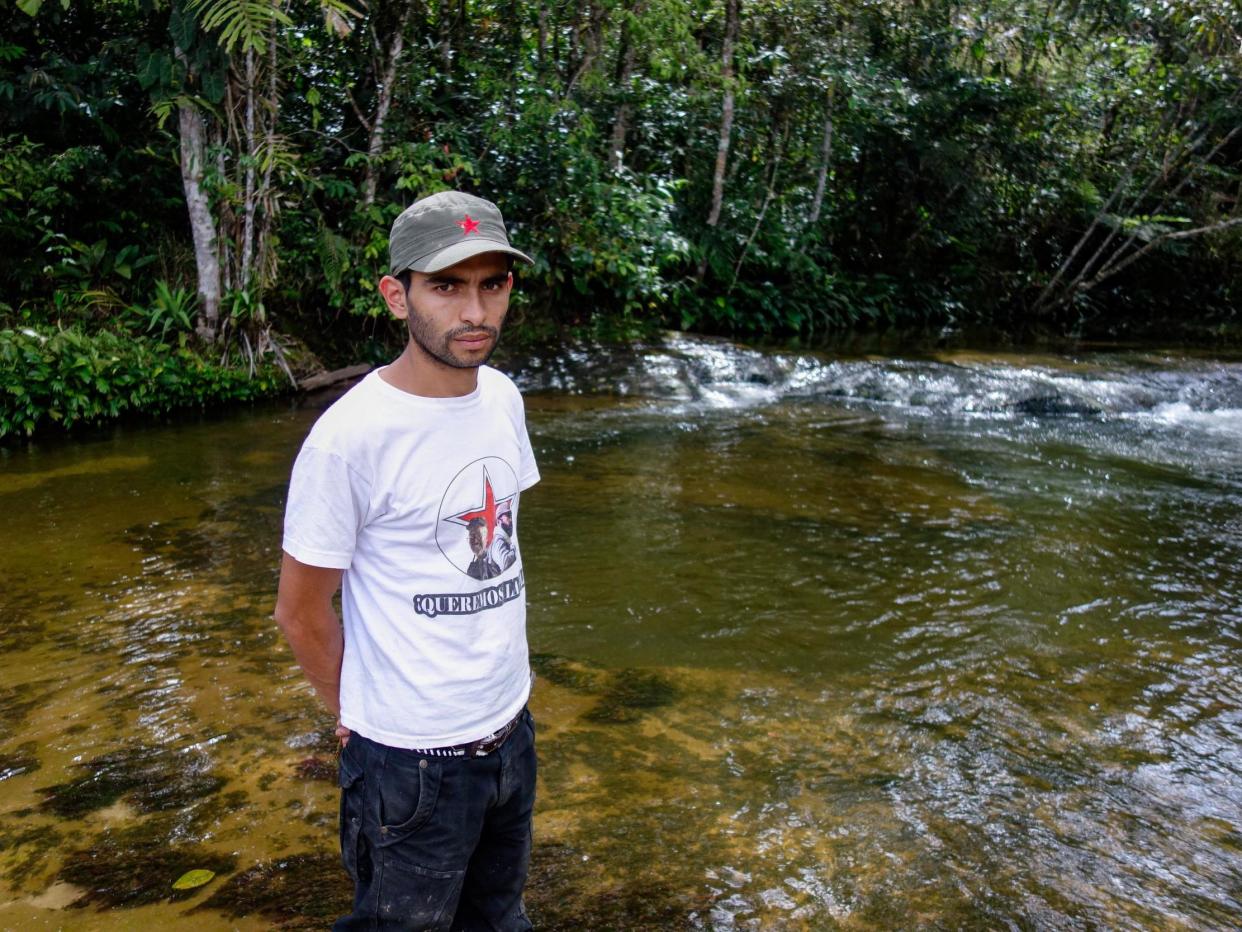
[
  {"x1": 489, "y1": 501, "x2": 517, "y2": 573},
  {"x1": 466, "y1": 516, "x2": 502, "y2": 580},
  {"x1": 274, "y1": 190, "x2": 540, "y2": 931}
]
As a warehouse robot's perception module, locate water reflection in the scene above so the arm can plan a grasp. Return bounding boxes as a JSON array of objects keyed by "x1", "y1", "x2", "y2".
[{"x1": 0, "y1": 338, "x2": 1239, "y2": 928}]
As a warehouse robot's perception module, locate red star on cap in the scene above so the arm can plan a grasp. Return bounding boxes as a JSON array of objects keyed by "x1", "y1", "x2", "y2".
[{"x1": 456, "y1": 214, "x2": 480, "y2": 235}]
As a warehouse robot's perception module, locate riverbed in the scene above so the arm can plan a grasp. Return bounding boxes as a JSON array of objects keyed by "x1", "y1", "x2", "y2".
[{"x1": 1, "y1": 334, "x2": 1239, "y2": 929}]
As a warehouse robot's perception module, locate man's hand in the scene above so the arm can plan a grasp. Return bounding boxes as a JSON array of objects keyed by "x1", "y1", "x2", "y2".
[
  {"x1": 274, "y1": 552, "x2": 346, "y2": 718},
  {"x1": 336, "y1": 721, "x2": 351, "y2": 748}
]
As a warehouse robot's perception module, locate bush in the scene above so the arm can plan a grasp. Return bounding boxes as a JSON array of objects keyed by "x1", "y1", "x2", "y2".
[{"x1": 0, "y1": 326, "x2": 287, "y2": 438}]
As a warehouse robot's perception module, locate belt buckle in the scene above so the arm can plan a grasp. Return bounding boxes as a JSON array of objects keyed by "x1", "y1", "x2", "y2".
[{"x1": 473, "y1": 710, "x2": 520, "y2": 757}]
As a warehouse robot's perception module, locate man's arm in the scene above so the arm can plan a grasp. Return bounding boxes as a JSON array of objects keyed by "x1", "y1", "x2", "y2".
[{"x1": 274, "y1": 552, "x2": 346, "y2": 718}]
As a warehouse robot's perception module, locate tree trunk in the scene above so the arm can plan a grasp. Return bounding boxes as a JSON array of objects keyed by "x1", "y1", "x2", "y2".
[
  {"x1": 211, "y1": 118, "x2": 232, "y2": 292},
  {"x1": 1075, "y1": 215, "x2": 1242, "y2": 295},
  {"x1": 363, "y1": 7, "x2": 411, "y2": 207},
  {"x1": 1036, "y1": 100, "x2": 1240, "y2": 314},
  {"x1": 808, "y1": 83, "x2": 834, "y2": 225},
  {"x1": 240, "y1": 45, "x2": 258, "y2": 291},
  {"x1": 1075, "y1": 118, "x2": 1242, "y2": 297},
  {"x1": 608, "y1": 18, "x2": 638, "y2": 173},
  {"x1": 698, "y1": 0, "x2": 740, "y2": 280},
  {"x1": 178, "y1": 103, "x2": 221, "y2": 343},
  {"x1": 730, "y1": 114, "x2": 788, "y2": 290},
  {"x1": 567, "y1": 2, "x2": 581, "y2": 85},
  {"x1": 1032, "y1": 101, "x2": 1183, "y2": 314},
  {"x1": 537, "y1": 2, "x2": 548, "y2": 73},
  {"x1": 564, "y1": 2, "x2": 604, "y2": 99},
  {"x1": 255, "y1": 15, "x2": 280, "y2": 288},
  {"x1": 438, "y1": 0, "x2": 453, "y2": 73},
  {"x1": 706, "y1": 0, "x2": 739, "y2": 228}
]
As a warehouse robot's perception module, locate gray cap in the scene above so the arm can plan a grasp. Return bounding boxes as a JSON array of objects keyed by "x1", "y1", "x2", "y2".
[{"x1": 389, "y1": 191, "x2": 533, "y2": 275}]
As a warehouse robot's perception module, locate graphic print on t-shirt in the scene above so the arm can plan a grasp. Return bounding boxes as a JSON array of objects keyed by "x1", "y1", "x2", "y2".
[{"x1": 436, "y1": 457, "x2": 521, "y2": 579}]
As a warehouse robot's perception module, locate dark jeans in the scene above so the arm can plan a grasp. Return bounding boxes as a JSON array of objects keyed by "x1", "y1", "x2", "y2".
[{"x1": 333, "y1": 709, "x2": 537, "y2": 931}]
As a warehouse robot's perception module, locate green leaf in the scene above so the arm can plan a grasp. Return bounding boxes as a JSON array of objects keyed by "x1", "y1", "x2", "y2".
[
  {"x1": 200, "y1": 69, "x2": 226, "y2": 104},
  {"x1": 172, "y1": 869, "x2": 216, "y2": 891},
  {"x1": 169, "y1": 5, "x2": 197, "y2": 52},
  {"x1": 17, "y1": 0, "x2": 42, "y2": 18},
  {"x1": 138, "y1": 51, "x2": 168, "y2": 90}
]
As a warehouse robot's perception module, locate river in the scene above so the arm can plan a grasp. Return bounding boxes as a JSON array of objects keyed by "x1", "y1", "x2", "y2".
[{"x1": 1, "y1": 333, "x2": 1240, "y2": 929}]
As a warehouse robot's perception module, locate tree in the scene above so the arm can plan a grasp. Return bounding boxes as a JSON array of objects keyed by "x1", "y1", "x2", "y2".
[{"x1": 155, "y1": 0, "x2": 358, "y2": 350}]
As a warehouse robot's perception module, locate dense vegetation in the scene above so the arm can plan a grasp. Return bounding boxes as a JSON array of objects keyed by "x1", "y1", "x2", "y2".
[
  {"x1": 2, "y1": 0, "x2": 1239, "y2": 436},
  {"x1": 0, "y1": 326, "x2": 286, "y2": 436}
]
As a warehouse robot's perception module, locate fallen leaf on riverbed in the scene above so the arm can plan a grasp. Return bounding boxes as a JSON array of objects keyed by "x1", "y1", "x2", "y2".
[{"x1": 172, "y1": 869, "x2": 216, "y2": 891}]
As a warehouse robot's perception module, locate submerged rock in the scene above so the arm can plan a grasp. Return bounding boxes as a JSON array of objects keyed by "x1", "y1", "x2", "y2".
[
  {"x1": 0, "y1": 742, "x2": 41, "y2": 781},
  {"x1": 0, "y1": 681, "x2": 54, "y2": 730},
  {"x1": 119, "y1": 482, "x2": 285, "y2": 586},
  {"x1": 584, "y1": 670, "x2": 680, "y2": 724},
  {"x1": 531, "y1": 655, "x2": 679, "y2": 725},
  {"x1": 0, "y1": 820, "x2": 64, "y2": 888},
  {"x1": 189, "y1": 843, "x2": 702, "y2": 928},
  {"x1": 526, "y1": 841, "x2": 705, "y2": 930},
  {"x1": 38, "y1": 745, "x2": 225, "y2": 819},
  {"x1": 57, "y1": 829, "x2": 237, "y2": 908},
  {"x1": 1010, "y1": 394, "x2": 1101, "y2": 416},
  {"x1": 196, "y1": 852, "x2": 351, "y2": 927},
  {"x1": 530, "y1": 653, "x2": 604, "y2": 692},
  {"x1": 294, "y1": 756, "x2": 336, "y2": 783},
  {"x1": 0, "y1": 590, "x2": 57, "y2": 654}
]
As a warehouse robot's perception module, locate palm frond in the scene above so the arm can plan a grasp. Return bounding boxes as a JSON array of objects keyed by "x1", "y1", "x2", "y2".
[{"x1": 187, "y1": 0, "x2": 292, "y2": 55}]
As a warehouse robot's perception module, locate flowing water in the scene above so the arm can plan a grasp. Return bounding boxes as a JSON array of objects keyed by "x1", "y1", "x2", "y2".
[{"x1": 1, "y1": 334, "x2": 1240, "y2": 929}]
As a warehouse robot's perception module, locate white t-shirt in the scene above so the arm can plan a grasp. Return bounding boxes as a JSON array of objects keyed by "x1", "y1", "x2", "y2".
[{"x1": 282, "y1": 366, "x2": 540, "y2": 748}]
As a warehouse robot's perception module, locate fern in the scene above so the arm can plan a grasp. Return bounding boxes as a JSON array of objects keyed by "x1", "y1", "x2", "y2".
[{"x1": 317, "y1": 223, "x2": 350, "y2": 292}]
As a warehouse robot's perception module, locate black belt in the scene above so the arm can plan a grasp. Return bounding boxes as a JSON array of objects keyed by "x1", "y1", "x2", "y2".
[{"x1": 409, "y1": 707, "x2": 525, "y2": 759}]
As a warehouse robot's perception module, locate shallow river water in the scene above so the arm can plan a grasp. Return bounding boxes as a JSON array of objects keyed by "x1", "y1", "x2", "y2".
[{"x1": 1, "y1": 334, "x2": 1240, "y2": 929}]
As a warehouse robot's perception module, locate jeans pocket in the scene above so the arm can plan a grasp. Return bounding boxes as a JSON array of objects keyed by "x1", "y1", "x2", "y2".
[
  {"x1": 338, "y1": 742, "x2": 366, "y2": 883},
  {"x1": 378, "y1": 861, "x2": 465, "y2": 931},
  {"x1": 377, "y1": 755, "x2": 443, "y2": 844}
]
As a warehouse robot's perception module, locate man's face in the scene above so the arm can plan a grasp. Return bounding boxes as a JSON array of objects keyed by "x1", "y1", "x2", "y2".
[
  {"x1": 402, "y1": 252, "x2": 513, "y2": 369},
  {"x1": 469, "y1": 521, "x2": 486, "y2": 554}
]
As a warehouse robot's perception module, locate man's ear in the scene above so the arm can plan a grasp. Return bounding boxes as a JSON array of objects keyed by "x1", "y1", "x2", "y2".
[{"x1": 378, "y1": 275, "x2": 409, "y2": 319}]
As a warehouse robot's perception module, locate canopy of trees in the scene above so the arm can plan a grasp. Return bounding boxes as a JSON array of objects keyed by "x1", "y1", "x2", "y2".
[{"x1": 3, "y1": 0, "x2": 1240, "y2": 389}]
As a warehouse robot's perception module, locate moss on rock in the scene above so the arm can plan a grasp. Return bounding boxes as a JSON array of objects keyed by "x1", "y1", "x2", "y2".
[
  {"x1": 196, "y1": 852, "x2": 351, "y2": 928},
  {"x1": 58, "y1": 829, "x2": 237, "y2": 908}
]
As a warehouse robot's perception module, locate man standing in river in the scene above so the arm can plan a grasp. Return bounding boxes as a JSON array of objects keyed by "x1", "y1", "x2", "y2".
[{"x1": 274, "y1": 190, "x2": 540, "y2": 931}]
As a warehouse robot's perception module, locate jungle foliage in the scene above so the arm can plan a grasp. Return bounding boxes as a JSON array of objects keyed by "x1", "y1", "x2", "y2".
[
  {"x1": 0, "y1": 325, "x2": 284, "y2": 436},
  {"x1": 2, "y1": 0, "x2": 1240, "y2": 434}
]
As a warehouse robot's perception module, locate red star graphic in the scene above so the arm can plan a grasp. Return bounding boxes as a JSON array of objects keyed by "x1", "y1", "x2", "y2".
[
  {"x1": 456, "y1": 214, "x2": 480, "y2": 235},
  {"x1": 446, "y1": 467, "x2": 513, "y2": 546}
]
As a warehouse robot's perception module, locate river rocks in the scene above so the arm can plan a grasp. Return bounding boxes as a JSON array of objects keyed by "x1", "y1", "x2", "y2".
[
  {"x1": 57, "y1": 829, "x2": 236, "y2": 908},
  {"x1": 584, "y1": 669, "x2": 680, "y2": 725},
  {"x1": 526, "y1": 841, "x2": 706, "y2": 930},
  {"x1": 530, "y1": 652, "x2": 604, "y2": 692},
  {"x1": 0, "y1": 743, "x2": 41, "y2": 782},
  {"x1": 1010, "y1": 394, "x2": 1101, "y2": 416},
  {"x1": 195, "y1": 852, "x2": 350, "y2": 927},
  {"x1": 38, "y1": 745, "x2": 225, "y2": 819},
  {"x1": 293, "y1": 756, "x2": 336, "y2": 783},
  {"x1": 530, "y1": 653, "x2": 679, "y2": 725}
]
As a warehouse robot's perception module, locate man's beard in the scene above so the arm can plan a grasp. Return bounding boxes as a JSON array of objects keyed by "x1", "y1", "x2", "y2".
[{"x1": 405, "y1": 296, "x2": 502, "y2": 369}]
